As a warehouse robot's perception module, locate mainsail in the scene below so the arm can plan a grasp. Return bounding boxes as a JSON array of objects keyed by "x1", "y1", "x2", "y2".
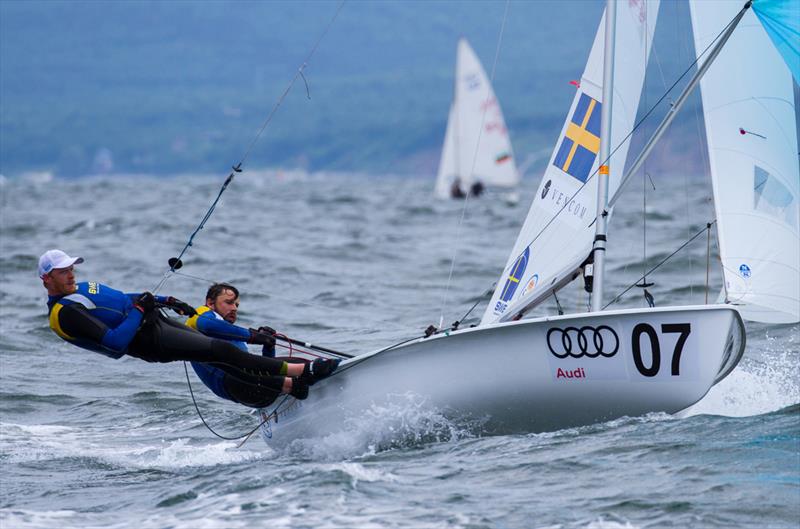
[
  {"x1": 690, "y1": 0, "x2": 800, "y2": 323},
  {"x1": 482, "y1": 0, "x2": 660, "y2": 324},
  {"x1": 434, "y1": 38, "x2": 519, "y2": 198}
]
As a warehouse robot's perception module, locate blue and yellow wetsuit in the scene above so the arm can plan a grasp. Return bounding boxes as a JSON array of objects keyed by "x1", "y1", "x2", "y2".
[
  {"x1": 186, "y1": 306, "x2": 248, "y2": 401},
  {"x1": 186, "y1": 306, "x2": 284, "y2": 407},
  {"x1": 47, "y1": 281, "x2": 167, "y2": 358},
  {"x1": 45, "y1": 282, "x2": 291, "y2": 382}
]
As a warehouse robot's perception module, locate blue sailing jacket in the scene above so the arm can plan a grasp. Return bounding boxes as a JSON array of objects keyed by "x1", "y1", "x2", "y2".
[
  {"x1": 46, "y1": 282, "x2": 167, "y2": 358},
  {"x1": 186, "y1": 306, "x2": 249, "y2": 400}
]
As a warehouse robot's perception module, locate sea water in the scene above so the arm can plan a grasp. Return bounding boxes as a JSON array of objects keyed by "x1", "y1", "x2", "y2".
[{"x1": 1, "y1": 172, "x2": 797, "y2": 528}]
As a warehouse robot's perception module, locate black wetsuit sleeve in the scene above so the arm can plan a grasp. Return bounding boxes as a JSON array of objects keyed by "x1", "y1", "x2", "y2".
[{"x1": 58, "y1": 303, "x2": 109, "y2": 343}]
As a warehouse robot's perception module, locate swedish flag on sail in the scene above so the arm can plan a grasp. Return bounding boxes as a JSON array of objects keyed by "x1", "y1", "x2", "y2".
[
  {"x1": 553, "y1": 93, "x2": 602, "y2": 183},
  {"x1": 499, "y1": 247, "x2": 529, "y2": 303}
]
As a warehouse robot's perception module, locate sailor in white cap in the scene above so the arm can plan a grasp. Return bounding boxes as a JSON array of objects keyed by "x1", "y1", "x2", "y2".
[{"x1": 38, "y1": 249, "x2": 84, "y2": 297}]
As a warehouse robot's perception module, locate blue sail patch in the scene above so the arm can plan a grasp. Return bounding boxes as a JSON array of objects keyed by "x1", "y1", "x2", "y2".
[{"x1": 500, "y1": 247, "x2": 530, "y2": 303}]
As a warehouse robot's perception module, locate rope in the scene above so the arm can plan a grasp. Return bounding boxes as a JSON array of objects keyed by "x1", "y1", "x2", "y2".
[
  {"x1": 438, "y1": 0, "x2": 511, "y2": 328},
  {"x1": 240, "y1": 1, "x2": 345, "y2": 164},
  {"x1": 183, "y1": 361, "x2": 288, "y2": 442},
  {"x1": 603, "y1": 220, "x2": 716, "y2": 310},
  {"x1": 167, "y1": 269, "x2": 413, "y2": 333},
  {"x1": 153, "y1": 0, "x2": 347, "y2": 294},
  {"x1": 160, "y1": 2, "x2": 347, "y2": 442},
  {"x1": 705, "y1": 224, "x2": 711, "y2": 304},
  {"x1": 451, "y1": 286, "x2": 496, "y2": 330},
  {"x1": 153, "y1": 170, "x2": 237, "y2": 293}
]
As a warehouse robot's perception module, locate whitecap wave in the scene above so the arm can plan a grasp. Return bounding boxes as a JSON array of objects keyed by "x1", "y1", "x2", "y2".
[
  {"x1": 683, "y1": 330, "x2": 800, "y2": 418},
  {"x1": 279, "y1": 392, "x2": 480, "y2": 460},
  {"x1": 0, "y1": 421, "x2": 269, "y2": 469}
]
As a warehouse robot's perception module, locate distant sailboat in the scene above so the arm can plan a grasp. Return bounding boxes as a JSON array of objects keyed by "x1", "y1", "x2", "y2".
[
  {"x1": 434, "y1": 38, "x2": 520, "y2": 199},
  {"x1": 259, "y1": 0, "x2": 798, "y2": 445}
]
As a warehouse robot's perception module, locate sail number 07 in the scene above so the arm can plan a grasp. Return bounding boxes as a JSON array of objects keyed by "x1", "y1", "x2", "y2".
[{"x1": 630, "y1": 323, "x2": 691, "y2": 377}]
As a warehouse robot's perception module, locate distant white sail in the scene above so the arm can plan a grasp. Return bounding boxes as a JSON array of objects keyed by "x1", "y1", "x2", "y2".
[
  {"x1": 690, "y1": 0, "x2": 800, "y2": 323},
  {"x1": 434, "y1": 38, "x2": 519, "y2": 199},
  {"x1": 482, "y1": 0, "x2": 660, "y2": 324}
]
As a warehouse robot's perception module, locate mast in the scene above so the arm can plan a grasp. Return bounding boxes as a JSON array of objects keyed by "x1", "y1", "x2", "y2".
[{"x1": 590, "y1": 0, "x2": 617, "y2": 313}]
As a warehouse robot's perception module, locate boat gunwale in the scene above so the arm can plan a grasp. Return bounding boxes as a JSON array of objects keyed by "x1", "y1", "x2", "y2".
[{"x1": 344, "y1": 303, "x2": 745, "y2": 369}]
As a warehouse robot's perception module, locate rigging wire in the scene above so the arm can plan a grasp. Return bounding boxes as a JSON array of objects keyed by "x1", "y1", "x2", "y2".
[
  {"x1": 638, "y1": 4, "x2": 653, "y2": 307},
  {"x1": 153, "y1": 0, "x2": 347, "y2": 294},
  {"x1": 603, "y1": 220, "x2": 716, "y2": 310},
  {"x1": 705, "y1": 225, "x2": 712, "y2": 304},
  {"x1": 438, "y1": 0, "x2": 511, "y2": 329},
  {"x1": 149, "y1": 1, "x2": 347, "y2": 442},
  {"x1": 183, "y1": 361, "x2": 288, "y2": 442},
  {"x1": 686, "y1": 6, "x2": 719, "y2": 305},
  {"x1": 484, "y1": 4, "x2": 746, "y2": 317},
  {"x1": 636, "y1": 172, "x2": 657, "y2": 308},
  {"x1": 453, "y1": 285, "x2": 496, "y2": 329},
  {"x1": 168, "y1": 269, "x2": 422, "y2": 334},
  {"x1": 680, "y1": 4, "x2": 702, "y2": 302}
]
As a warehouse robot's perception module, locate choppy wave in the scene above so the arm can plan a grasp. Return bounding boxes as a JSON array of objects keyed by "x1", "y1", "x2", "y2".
[
  {"x1": 684, "y1": 331, "x2": 800, "y2": 418},
  {"x1": 1, "y1": 174, "x2": 797, "y2": 529},
  {"x1": 279, "y1": 392, "x2": 482, "y2": 461}
]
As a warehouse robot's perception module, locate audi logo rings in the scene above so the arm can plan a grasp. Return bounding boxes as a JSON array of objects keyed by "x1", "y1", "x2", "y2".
[{"x1": 546, "y1": 325, "x2": 619, "y2": 358}]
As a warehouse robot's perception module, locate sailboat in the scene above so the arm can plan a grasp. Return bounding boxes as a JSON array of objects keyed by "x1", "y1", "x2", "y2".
[
  {"x1": 259, "y1": 0, "x2": 798, "y2": 445},
  {"x1": 434, "y1": 38, "x2": 520, "y2": 199}
]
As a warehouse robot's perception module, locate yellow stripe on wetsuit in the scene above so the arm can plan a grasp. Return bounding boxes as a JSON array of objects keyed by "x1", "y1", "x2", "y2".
[
  {"x1": 185, "y1": 305, "x2": 212, "y2": 331},
  {"x1": 49, "y1": 303, "x2": 76, "y2": 340}
]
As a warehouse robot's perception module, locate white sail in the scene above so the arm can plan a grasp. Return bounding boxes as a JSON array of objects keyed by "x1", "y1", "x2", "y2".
[
  {"x1": 435, "y1": 104, "x2": 458, "y2": 198},
  {"x1": 482, "y1": 0, "x2": 660, "y2": 324},
  {"x1": 690, "y1": 0, "x2": 800, "y2": 324},
  {"x1": 434, "y1": 38, "x2": 519, "y2": 198}
]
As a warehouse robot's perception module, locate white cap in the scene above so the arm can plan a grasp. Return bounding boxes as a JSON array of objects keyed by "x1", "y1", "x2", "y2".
[{"x1": 38, "y1": 249, "x2": 84, "y2": 278}]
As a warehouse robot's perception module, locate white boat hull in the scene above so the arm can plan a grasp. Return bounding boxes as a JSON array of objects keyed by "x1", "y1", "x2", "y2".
[{"x1": 260, "y1": 305, "x2": 744, "y2": 444}]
